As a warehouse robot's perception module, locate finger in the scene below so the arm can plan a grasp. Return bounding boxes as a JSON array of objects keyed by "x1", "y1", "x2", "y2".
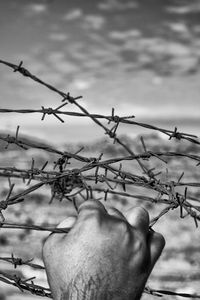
[
  {"x1": 56, "y1": 216, "x2": 77, "y2": 229},
  {"x1": 72, "y1": 197, "x2": 85, "y2": 213},
  {"x1": 124, "y1": 206, "x2": 149, "y2": 235},
  {"x1": 107, "y1": 207, "x2": 127, "y2": 221},
  {"x1": 45, "y1": 214, "x2": 77, "y2": 241},
  {"x1": 148, "y1": 229, "x2": 165, "y2": 269},
  {"x1": 78, "y1": 199, "x2": 107, "y2": 218}
]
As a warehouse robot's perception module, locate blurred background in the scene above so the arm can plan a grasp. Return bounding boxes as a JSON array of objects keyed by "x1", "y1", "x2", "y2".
[
  {"x1": 0, "y1": 0, "x2": 200, "y2": 144},
  {"x1": 1, "y1": 2, "x2": 200, "y2": 300}
]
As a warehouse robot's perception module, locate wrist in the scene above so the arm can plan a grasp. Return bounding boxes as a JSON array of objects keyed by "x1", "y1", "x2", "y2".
[
  {"x1": 60, "y1": 273, "x2": 114, "y2": 300},
  {"x1": 59, "y1": 273, "x2": 142, "y2": 300}
]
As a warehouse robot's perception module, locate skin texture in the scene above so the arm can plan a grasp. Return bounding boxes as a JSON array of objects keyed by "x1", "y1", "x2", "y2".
[{"x1": 43, "y1": 200, "x2": 165, "y2": 300}]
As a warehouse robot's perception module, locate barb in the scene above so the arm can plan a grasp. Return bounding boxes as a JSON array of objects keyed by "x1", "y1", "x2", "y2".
[
  {"x1": 144, "y1": 287, "x2": 200, "y2": 298},
  {"x1": 0, "y1": 254, "x2": 45, "y2": 270},
  {"x1": 0, "y1": 270, "x2": 52, "y2": 297}
]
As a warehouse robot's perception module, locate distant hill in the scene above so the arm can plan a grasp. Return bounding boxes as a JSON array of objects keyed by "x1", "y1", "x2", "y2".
[
  {"x1": 1, "y1": 129, "x2": 199, "y2": 156},
  {"x1": 72, "y1": 132, "x2": 200, "y2": 156},
  {"x1": 0, "y1": 131, "x2": 53, "y2": 152}
]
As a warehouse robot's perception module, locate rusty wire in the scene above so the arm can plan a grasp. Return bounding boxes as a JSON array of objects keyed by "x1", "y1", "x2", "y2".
[{"x1": 0, "y1": 60, "x2": 200, "y2": 298}]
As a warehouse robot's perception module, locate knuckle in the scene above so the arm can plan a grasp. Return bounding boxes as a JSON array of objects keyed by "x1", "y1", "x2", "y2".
[
  {"x1": 127, "y1": 206, "x2": 150, "y2": 226},
  {"x1": 135, "y1": 206, "x2": 149, "y2": 219},
  {"x1": 157, "y1": 232, "x2": 166, "y2": 249},
  {"x1": 78, "y1": 199, "x2": 103, "y2": 212},
  {"x1": 133, "y1": 230, "x2": 147, "y2": 252},
  {"x1": 111, "y1": 219, "x2": 130, "y2": 238},
  {"x1": 57, "y1": 216, "x2": 76, "y2": 229},
  {"x1": 80, "y1": 208, "x2": 102, "y2": 225},
  {"x1": 42, "y1": 233, "x2": 59, "y2": 255},
  {"x1": 133, "y1": 236, "x2": 143, "y2": 252},
  {"x1": 151, "y1": 231, "x2": 166, "y2": 252},
  {"x1": 117, "y1": 220, "x2": 129, "y2": 232}
]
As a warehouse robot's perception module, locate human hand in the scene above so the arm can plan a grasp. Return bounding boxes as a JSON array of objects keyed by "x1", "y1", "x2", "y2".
[{"x1": 43, "y1": 200, "x2": 165, "y2": 300}]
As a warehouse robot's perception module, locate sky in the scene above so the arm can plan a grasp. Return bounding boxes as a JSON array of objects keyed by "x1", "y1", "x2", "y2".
[{"x1": 0, "y1": 0, "x2": 200, "y2": 143}]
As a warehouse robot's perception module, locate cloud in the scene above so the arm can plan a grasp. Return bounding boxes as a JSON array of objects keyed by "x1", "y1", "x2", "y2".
[
  {"x1": 122, "y1": 36, "x2": 192, "y2": 58},
  {"x1": 39, "y1": 72, "x2": 66, "y2": 86},
  {"x1": 24, "y1": 3, "x2": 48, "y2": 15},
  {"x1": 61, "y1": 38, "x2": 122, "y2": 75},
  {"x1": 194, "y1": 26, "x2": 200, "y2": 34},
  {"x1": 46, "y1": 51, "x2": 78, "y2": 75},
  {"x1": 49, "y1": 33, "x2": 68, "y2": 42},
  {"x1": 166, "y1": 22, "x2": 189, "y2": 34},
  {"x1": 63, "y1": 9, "x2": 82, "y2": 21},
  {"x1": 166, "y1": 2, "x2": 200, "y2": 14},
  {"x1": 109, "y1": 29, "x2": 141, "y2": 40},
  {"x1": 55, "y1": 61, "x2": 79, "y2": 75},
  {"x1": 71, "y1": 78, "x2": 95, "y2": 90},
  {"x1": 98, "y1": 0, "x2": 138, "y2": 11},
  {"x1": 83, "y1": 15, "x2": 105, "y2": 30},
  {"x1": 167, "y1": 42, "x2": 191, "y2": 56},
  {"x1": 119, "y1": 103, "x2": 198, "y2": 119},
  {"x1": 169, "y1": 56, "x2": 198, "y2": 74},
  {"x1": 47, "y1": 51, "x2": 65, "y2": 63}
]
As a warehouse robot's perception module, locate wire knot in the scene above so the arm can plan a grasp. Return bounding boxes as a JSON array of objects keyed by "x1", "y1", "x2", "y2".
[
  {"x1": 45, "y1": 107, "x2": 54, "y2": 115},
  {"x1": 108, "y1": 131, "x2": 116, "y2": 138},
  {"x1": 169, "y1": 127, "x2": 182, "y2": 140},
  {"x1": 6, "y1": 136, "x2": 16, "y2": 144},
  {"x1": 13, "y1": 61, "x2": 30, "y2": 77},
  {"x1": 12, "y1": 257, "x2": 23, "y2": 268},
  {"x1": 112, "y1": 115, "x2": 120, "y2": 123},
  {"x1": 41, "y1": 106, "x2": 64, "y2": 123}
]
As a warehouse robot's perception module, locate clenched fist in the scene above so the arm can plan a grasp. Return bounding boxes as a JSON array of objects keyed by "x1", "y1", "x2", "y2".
[{"x1": 43, "y1": 200, "x2": 165, "y2": 300}]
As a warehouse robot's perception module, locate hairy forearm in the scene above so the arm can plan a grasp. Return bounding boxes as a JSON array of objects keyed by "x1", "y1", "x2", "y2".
[
  {"x1": 60, "y1": 275, "x2": 118, "y2": 300},
  {"x1": 60, "y1": 288, "x2": 142, "y2": 300},
  {"x1": 60, "y1": 287, "x2": 117, "y2": 300},
  {"x1": 59, "y1": 275, "x2": 142, "y2": 300}
]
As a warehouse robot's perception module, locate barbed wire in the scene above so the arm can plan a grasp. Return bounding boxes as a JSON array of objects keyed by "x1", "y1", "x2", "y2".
[
  {"x1": 0, "y1": 107, "x2": 199, "y2": 143},
  {"x1": 0, "y1": 270, "x2": 52, "y2": 297},
  {"x1": 0, "y1": 60, "x2": 200, "y2": 298}
]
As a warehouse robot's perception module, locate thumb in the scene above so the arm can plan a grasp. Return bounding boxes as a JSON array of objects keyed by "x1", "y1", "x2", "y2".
[{"x1": 56, "y1": 215, "x2": 77, "y2": 229}]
